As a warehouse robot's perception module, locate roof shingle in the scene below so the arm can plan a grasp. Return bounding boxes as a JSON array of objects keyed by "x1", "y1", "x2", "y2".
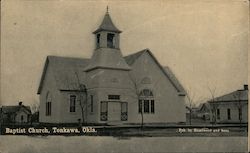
[
  {"x1": 93, "y1": 12, "x2": 121, "y2": 34},
  {"x1": 38, "y1": 49, "x2": 186, "y2": 95},
  {"x1": 209, "y1": 89, "x2": 248, "y2": 102}
]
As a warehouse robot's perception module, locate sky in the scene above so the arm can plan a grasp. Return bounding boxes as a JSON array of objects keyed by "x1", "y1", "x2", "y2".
[{"x1": 1, "y1": 0, "x2": 248, "y2": 107}]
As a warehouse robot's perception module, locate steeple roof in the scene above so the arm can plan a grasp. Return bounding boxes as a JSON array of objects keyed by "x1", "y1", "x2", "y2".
[{"x1": 93, "y1": 12, "x2": 121, "y2": 34}]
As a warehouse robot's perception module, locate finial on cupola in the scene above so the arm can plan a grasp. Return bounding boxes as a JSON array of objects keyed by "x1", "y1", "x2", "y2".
[{"x1": 106, "y1": 5, "x2": 109, "y2": 13}]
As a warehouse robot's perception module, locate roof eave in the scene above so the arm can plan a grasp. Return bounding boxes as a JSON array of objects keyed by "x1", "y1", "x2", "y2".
[
  {"x1": 37, "y1": 57, "x2": 50, "y2": 94},
  {"x1": 145, "y1": 49, "x2": 185, "y2": 93},
  {"x1": 93, "y1": 28, "x2": 122, "y2": 34},
  {"x1": 84, "y1": 66, "x2": 131, "y2": 72}
]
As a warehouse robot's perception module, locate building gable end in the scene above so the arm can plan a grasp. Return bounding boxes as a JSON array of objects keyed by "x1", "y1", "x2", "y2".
[{"x1": 134, "y1": 49, "x2": 186, "y2": 95}]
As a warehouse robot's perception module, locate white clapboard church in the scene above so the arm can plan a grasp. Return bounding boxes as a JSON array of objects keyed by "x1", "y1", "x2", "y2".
[{"x1": 37, "y1": 10, "x2": 186, "y2": 125}]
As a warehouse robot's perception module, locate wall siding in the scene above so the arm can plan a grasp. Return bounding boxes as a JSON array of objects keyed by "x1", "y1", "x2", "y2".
[{"x1": 39, "y1": 64, "x2": 62, "y2": 123}]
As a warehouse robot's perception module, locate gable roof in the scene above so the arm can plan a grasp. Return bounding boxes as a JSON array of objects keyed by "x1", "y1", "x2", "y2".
[
  {"x1": 38, "y1": 49, "x2": 186, "y2": 95},
  {"x1": 93, "y1": 12, "x2": 121, "y2": 34},
  {"x1": 1, "y1": 105, "x2": 31, "y2": 114},
  {"x1": 124, "y1": 50, "x2": 145, "y2": 65},
  {"x1": 198, "y1": 103, "x2": 211, "y2": 112},
  {"x1": 208, "y1": 89, "x2": 248, "y2": 103},
  {"x1": 37, "y1": 56, "x2": 90, "y2": 94},
  {"x1": 84, "y1": 48, "x2": 131, "y2": 72},
  {"x1": 124, "y1": 49, "x2": 186, "y2": 95},
  {"x1": 163, "y1": 66, "x2": 186, "y2": 95}
]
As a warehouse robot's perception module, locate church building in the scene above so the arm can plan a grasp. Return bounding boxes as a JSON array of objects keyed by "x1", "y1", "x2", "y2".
[{"x1": 37, "y1": 10, "x2": 186, "y2": 125}]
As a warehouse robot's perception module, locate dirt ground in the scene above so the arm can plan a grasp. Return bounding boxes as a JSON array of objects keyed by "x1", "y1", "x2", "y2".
[{"x1": 0, "y1": 136, "x2": 248, "y2": 153}]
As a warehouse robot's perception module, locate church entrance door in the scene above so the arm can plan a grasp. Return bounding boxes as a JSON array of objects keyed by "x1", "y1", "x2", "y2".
[{"x1": 108, "y1": 102, "x2": 121, "y2": 121}]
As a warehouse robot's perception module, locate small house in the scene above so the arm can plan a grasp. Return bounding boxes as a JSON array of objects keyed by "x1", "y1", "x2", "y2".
[
  {"x1": 0, "y1": 102, "x2": 31, "y2": 124},
  {"x1": 208, "y1": 85, "x2": 248, "y2": 124}
]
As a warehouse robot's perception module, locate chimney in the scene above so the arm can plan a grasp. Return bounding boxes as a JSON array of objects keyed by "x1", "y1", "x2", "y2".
[
  {"x1": 244, "y1": 85, "x2": 248, "y2": 90},
  {"x1": 18, "y1": 101, "x2": 23, "y2": 106}
]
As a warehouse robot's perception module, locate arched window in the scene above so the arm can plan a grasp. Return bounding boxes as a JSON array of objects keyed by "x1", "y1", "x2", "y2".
[
  {"x1": 141, "y1": 77, "x2": 151, "y2": 84},
  {"x1": 46, "y1": 92, "x2": 52, "y2": 116},
  {"x1": 138, "y1": 89, "x2": 154, "y2": 114}
]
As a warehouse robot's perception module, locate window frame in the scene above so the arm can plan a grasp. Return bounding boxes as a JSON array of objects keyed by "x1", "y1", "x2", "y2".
[
  {"x1": 144, "y1": 100, "x2": 150, "y2": 113},
  {"x1": 108, "y1": 95, "x2": 120, "y2": 100},
  {"x1": 100, "y1": 101, "x2": 108, "y2": 121},
  {"x1": 151, "y1": 100, "x2": 155, "y2": 113},
  {"x1": 96, "y1": 34, "x2": 100, "y2": 48},
  {"x1": 139, "y1": 89, "x2": 154, "y2": 114},
  {"x1": 216, "y1": 109, "x2": 220, "y2": 120},
  {"x1": 227, "y1": 108, "x2": 231, "y2": 120},
  {"x1": 69, "y1": 95, "x2": 76, "y2": 113},
  {"x1": 138, "y1": 100, "x2": 142, "y2": 113},
  {"x1": 107, "y1": 33, "x2": 115, "y2": 48},
  {"x1": 46, "y1": 101, "x2": 51, "y2": 116},
  {"x1": 238, "y1": 107, "x2": 242, "y2": 120},
  {"x1": 90, "y1": 95, "x2": 94, "y2": 113},
  {"x1": 45, "y1": 92, "x2": 52, "y2": 116},
  {"x1": 121, "y1": 102, "x2": 128, "y2": 121}
]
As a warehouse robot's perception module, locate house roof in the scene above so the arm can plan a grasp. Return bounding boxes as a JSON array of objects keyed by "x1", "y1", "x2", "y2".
[
  {"x1": 37, "y1": 56, "x2": 90, "y2": 94},
  {"x1": 124, "y1": 50, "x2": 146, "y2": 65},
  {"x1": 84, "y1": 48, "x2": 131, "y2": 72},
  {"x1": 38, "y1": 49, "x2": 186, "y2": 95},
  {"x1": 208, "y1": 89, "x2": 248, "y2": 103},
  {"x1": 93, "y1": 12, "x2": 121, "y2": 34},
  {"x1": 125, "y1": 49, "x2": 186, "y2": 95},
  {"x1": 198, "y1": 103, "x2": 211, "y2": 112},
  {"x1": 1, "y1": 105, "x2": 31, "y2": 114},
  {"x1": 163, "y1": 66, "x2": 186, "y2": 95}
]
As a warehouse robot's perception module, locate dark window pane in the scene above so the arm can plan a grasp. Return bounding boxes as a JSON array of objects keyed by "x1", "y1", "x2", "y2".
[
  {"x1": 216, "y1": 109, "x2": 220, "y2": 120},
  {"x1": 45, "y1": 103, "x2": 47, "y2": 115},
  {"x1": 151, "y1": 100, "x2": 154, "y2": 113},
  {"x1": 46, "y1": 92, "x2": 52, "y2": 116},
  {"x1": 108, "y1": 95, "x2": 120, "y2": 100},
  {"x1": 121, "y1": 102, "x2": 128, "y2": 121},
  {"x1": 96, "y1": 34, "x2": 100, "y2": 48},
  {"x1": 107, "y1": 33, "x2": 115, "y2": 48},
  {"x1": 91, "y1": 95, "x2": 94, "y2": 113},
  {"x1": 144, "y1": 100, "x2": 149, "y2": 113},
  {"x1": 70, "y1": 95, "x2": 76, "y2": 112},
  {"x1": 100, "y1": 102, "x2": 108, "y2": 121},
  {"x1": 138, "y1": 100, "x2": 142, "y2": 113},
  {"x1": 227, "y1": 109, "x2": 231, "y2": 120},
  {"x1": 46, "y1": 102, "x2": 52, "y2": 116},
  {"x1": 49, "y1": 102, "x2": 51, "y2": 115},
  {"x1": 239, "y1": 108, "x2": 242, "y2": 120}
]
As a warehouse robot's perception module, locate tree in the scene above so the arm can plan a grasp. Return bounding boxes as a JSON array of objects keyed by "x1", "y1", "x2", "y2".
[
  {"x1": 233, "y1": 90, "x2": 243, "y2": 128},
  {"x1": 75, "y1": 72, "x2": 88, "y2": 125},
  {"x1": 31, "y1": 99, "x2": 40, "y2": 124},
  {"x1": 31, "y1": 99, "x2": 40, "y2": 114},
  {"x1": 207, "y1": 85, "x2": 218, "y2": 125},
  {"x1": 128, "y1": 73, "x2": 144, "y2": 129},
  {"x1": 185, "y1": 88, "x2": 196, "y2": 125}
]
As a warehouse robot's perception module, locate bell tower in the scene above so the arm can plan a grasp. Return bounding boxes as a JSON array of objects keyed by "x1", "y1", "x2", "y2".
[
  {"x1": 84, "y1": 8, "x2": 132, "y2": 124},
  {"x1": 93, "y1": 7, "x2": 121, "y2": 49},
  {"x1": 84, "y1": 8, "x2": 130, "y2": 72}
]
